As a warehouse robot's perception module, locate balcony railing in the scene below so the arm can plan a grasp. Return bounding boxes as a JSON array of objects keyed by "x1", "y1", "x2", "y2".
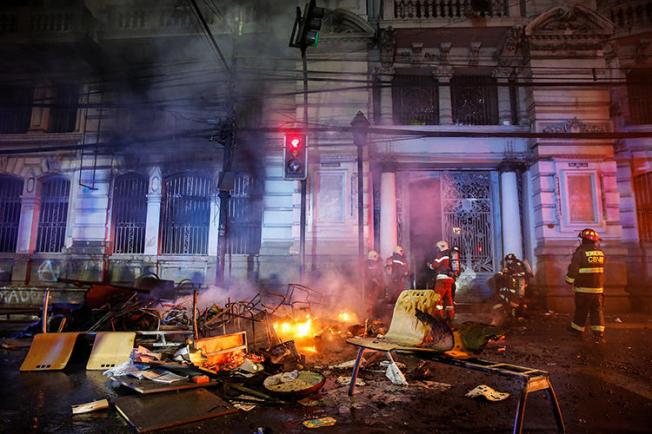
[
  {"x1": 0, "y1": 6, "x2": 94, "y2": 39},
  {"x1": 600, "y1": 0, "x2": 652, "y2": 34},
  {"x1": 390, "y1": 0, "x2": 510, "y2": 20}
]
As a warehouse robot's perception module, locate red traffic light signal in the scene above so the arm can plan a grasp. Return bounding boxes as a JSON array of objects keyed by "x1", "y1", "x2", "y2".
[{"x1": 284, "y1": 133, "x2": 308, "y2": 180}]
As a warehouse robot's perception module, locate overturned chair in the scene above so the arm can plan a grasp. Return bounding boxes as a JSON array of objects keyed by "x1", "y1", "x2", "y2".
[{"x1": 346, "y1": 290, "x2": 565, "y2": 434}]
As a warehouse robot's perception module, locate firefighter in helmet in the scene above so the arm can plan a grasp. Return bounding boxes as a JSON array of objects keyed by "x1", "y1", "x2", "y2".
[
  {"x1": 428, "y1": 240, "x2": 456, "y2": 321},
  {"x1": 565, "y1": 228, "x2": 606, "y2": 344},
  {"x1": 385, "y1": 246, "x2": 409, "y2": 304},
  {"x1": 365, "y1": 250, "x2": 385, "y2": 317},
  {"x1": 496, "y1": 253, "x2": 533, "y2": 320}
]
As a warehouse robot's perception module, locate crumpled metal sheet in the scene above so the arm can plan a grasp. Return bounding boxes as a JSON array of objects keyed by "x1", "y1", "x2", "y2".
[{"x1": 465, "y1": 384, "x2": 510, "y2": 401}]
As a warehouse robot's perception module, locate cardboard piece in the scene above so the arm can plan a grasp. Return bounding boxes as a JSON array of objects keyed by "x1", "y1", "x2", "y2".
[{"x1": 111, "y1": 375, "x2": 218, "y2": 395}]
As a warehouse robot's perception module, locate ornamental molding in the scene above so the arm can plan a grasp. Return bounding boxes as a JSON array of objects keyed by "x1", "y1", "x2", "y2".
[
  {"x1": 526, "y1": 5, "x2": 614, "y2": 38},
  {"x1": 321, "y1": 9, "x2": 375, "y2": 36},
  {"x1": 541, "y1": 117, "x2": 608, "y2": 133}
]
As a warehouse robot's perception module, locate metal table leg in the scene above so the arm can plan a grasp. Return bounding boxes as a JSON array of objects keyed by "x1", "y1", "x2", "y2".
[
  {"x1": 513, "y1": 385, "x2": 529, "y2": 434},
  {"x1": 545, "y1": 382, "x2": 566, "y2": 433},
  {"x1": 348, "y1": 347, "x2": 367, "y2": 396}
]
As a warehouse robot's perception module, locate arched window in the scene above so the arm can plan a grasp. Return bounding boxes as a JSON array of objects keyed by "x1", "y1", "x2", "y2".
[
  {"x1": 0, "y1": 175, "x2": 23, "y2": 252},
  {"x1": 35, "y1": 175, "x2": 70, "y2": 253},
  {"x1": 112, "y1": 173, "x2": 147, "y2": 254},
  {"x1": 160, "y1": 174, "x2": 211, "y2": 255}
]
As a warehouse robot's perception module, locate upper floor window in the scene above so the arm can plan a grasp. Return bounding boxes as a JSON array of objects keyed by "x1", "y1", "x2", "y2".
[
  {"x1": 160, "y1": 174, "x2": 211, "y2": 255},
  {"x1": 48, "y1": 84, "x2": 79, "y2": 133},
  {"x1": 451, "y1": 75, "x2": 498, "y2": 125},
  {"x1": 35, "y1": 175, "x2": 70, "y2": 253},
  {"x1": 628, "y1": 70, "x2": 652, "y2": 125},
  {"x1": 0, "y1": 86, "x2": 32, "y2": 133},
  {"x1": 227, "y1": 173, "x2": 262, "y2": 255},
  {"x1": 635, "y1": 172, "x2": 652, "y2": 242},
  {"x1": 392, "y1": 74, "x2": 439, "y2": 125},
  {"x1": 0, "y1": 175, "x2": 23, "y2": 252},
  {"x1": 112, "y1": 173, "x2": 148, "y2": 254}
]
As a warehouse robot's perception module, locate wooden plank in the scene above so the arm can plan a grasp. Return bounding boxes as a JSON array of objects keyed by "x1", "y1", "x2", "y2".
[
  {"x1": 114, "y1": 388, "x2": 237, "y2": 433},
  {"x1": 111, "y1": 375, "x2": 218, "y2": 395}
]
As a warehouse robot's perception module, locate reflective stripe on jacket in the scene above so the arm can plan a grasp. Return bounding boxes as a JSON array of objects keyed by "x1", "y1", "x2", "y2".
[{"x1": 565, "y1": 244, "x2": 605, "y2": 293}]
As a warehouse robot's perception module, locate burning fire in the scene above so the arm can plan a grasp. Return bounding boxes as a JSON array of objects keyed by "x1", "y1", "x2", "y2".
[
  {"x1": 273, "y1": 315, "x2": 317, "y2": 341},
  {"x1": 337, "y1": 311, "x2": 357, "y2": 323}
]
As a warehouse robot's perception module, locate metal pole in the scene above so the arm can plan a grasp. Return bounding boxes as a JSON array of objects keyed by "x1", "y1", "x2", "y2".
[
  {"x1": 352, "y1": 112, "x2": 370, "y2": 304},
  {"x1": 300, "y1": 48, "x2": 308, "y2": 279}
]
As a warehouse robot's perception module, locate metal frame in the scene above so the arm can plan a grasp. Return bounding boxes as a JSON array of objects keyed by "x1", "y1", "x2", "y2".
[
  {"x1": 346, "y1": 344, "x2": 565, "y2": 434},
  {"x1": 112, "y1": 173, "x2": 148, "y2": 254},
  {"x1": 0, "y1": 174, "x2": 23, "y2": 252},
  {"x1": 35, "y1": 175, "x2": 70, "y2": 253}
]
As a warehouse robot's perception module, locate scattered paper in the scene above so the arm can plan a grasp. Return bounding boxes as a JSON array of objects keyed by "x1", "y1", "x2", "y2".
[
  {"x1": 141, "y1": 369, "x2": 187, "y2": 384},
  {"x1": 303, "y1": 417, "x2": 337, "y2": 429},
  {"x1": 72, "y1": 399, "x2": 109, "y2": 415},
  {"x1": 103, "y1": 360, "x2": 146, "y2": 378},
  {"x1": 615, "y1": 317, "x2": 623, "y2": 323},
  {"x1": 329, "y1": 360, "x2": 356, "y2": 369},
  {"x1": 465, "y1": 385, "x2": 510, "y2": 401},
  {"x1": 385, "y1": 361, "x2": 408, "y2": 386},
  {"x1": 232, "y1": 402, "x2": 257, "y2": 412},
  {"x1": 133, "y1": 346, "x2": 162, "y2": 363},
  {"x1": 336, "y1": 376, "x2": 365, "y2": 386}
]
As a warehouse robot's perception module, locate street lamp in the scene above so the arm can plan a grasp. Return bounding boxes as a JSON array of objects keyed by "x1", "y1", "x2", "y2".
[{"x1": 351, "y1": 111, "x2": 370, "y2": 303}]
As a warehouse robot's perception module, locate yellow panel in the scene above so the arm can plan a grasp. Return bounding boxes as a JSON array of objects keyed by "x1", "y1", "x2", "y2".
[
  {"x1": 20, "y1": 332, "x2": 81, "y2": 372},
  {"x1": 384, "y1": 290, "x2": 437, "y2": 347},
  {"x1": 194, "y1": 332, "x2": 245, "y2": 355},
  {"x1": 86, "y1": 332, "x2": 136, "y2": 370}
]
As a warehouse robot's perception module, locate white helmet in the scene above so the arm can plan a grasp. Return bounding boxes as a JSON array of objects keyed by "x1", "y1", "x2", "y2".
[
  {"x1": 436, "y1": 240, "x2": 449, "y2": 251},
  {"x1": 367, "y1": 250, "x2": 379, "y2": 261},
  {"x1": 393, "y1": 245, "x2": 404, "y2": 256}
]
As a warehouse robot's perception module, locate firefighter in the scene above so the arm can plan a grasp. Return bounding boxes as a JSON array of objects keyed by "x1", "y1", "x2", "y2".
[
  {"x1": 498, "y1": 253, "x2": 533, "y2": 319},
  {"x1": 385, "y1": 246, "x2": 409, "y2": 304},
  {"x1": 365, "y1": 250, "x2": 385, "y2": 318},
  {"x1": 428, "y1": 240, "x2": 456, "y2": 321},
  {"x1": 565, "y1": 228, "x2": 606, "y2": 344}
]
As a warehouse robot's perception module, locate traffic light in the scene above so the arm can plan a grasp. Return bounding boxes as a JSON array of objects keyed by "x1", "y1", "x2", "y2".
[
  {"x1": 284, "y1": 133, "x2": 308, "y2": 180},
  {"x1": 291, "y1": 0, "x2": 324, "y2": 49}
]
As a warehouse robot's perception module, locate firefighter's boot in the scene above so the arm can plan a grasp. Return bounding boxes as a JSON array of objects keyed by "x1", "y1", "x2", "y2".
[{"x1": 592, "y1": 332, "x2": 606, "y2": 344}]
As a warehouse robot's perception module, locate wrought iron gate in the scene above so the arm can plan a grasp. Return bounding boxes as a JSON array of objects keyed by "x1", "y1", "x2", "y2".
[
  {"x1": 0, "y1": 175, "x2": 23, "y2": 252},
  {"x1": 441, "y1": 172, "x2": 494, "y2": 273},
  {"x1": 112, "y1": 173, "x2": 147, "y2": 254},
  {"x1": 160, "y1": 174, "x2": 211, "y2": 255},
  {"x1": 35, "y1": 176, "x2": 70, "y2": 253},
  {"x1": 227, "y1": 173, "x2": 261, "y2": 255}
]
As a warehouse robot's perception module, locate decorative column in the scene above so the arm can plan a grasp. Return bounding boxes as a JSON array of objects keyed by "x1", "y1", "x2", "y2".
[
  {"x1": 379, "y1": 170, "x2": 398, "y2": 259},
  {"x1": 12, "y1": 177, "x2": 40, "y2": 283},
  {"x1": 500, "y1": 168, "x2": 523, "y2": 259},
  {"x1": 436, "y1": 61, "x2": 453, "y2": 125},
  {"x1": 144, "y1": 167, "x2": 162, "y2": 256},
  {"x1": 496, "y1": 76, "x2": 512, "y2": 125}
]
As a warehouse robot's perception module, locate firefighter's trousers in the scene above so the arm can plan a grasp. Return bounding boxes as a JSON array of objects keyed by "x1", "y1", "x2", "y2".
[
  {"x1": 434, "y1": 277, "x2": 455, "y2": 321},
  {"x1": 571, "y1": 292, "x2": 605, "y2": 333}
]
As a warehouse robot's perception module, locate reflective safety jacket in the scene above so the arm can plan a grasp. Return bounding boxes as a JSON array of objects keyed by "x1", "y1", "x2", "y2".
[
  {"x1": 428, "y1": 249, "x2": 454, "y2": 280},
  {"x1": 565, "y1": 244, "x2": 605, "y2": 293}
]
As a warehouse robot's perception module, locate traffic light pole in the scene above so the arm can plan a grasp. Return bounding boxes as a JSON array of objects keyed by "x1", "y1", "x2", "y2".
[{"x1": 300, "y1": 47, "x2": 308, "y2": 279}]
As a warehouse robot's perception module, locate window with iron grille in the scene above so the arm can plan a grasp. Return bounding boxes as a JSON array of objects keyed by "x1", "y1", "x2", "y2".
[
  {"x1": 0, "y1": 175, "x2": 23, "y2": 252},
  {"x1": 451, "y1": 75, "x2": 498, "y2": 125},
  {"x1": 112, "y1": 173, "x2": 147, "y2": 254},
  {"x1": 48, "y1": 84, "x2": 79, "y2": 133},
  {"x1": 160, "y1": 174, "x2": 211, "y2": 255},
  {"x1": 635, "y1": 172, "x2": 652, "y2": 242},
  {"x1": 0, "y1": 86, "x2": 32, "y2": 133},
  {"x1": 628, "y1": 70, "x2": 652, "y2": 125},
  {"x1": 392, "y1": 74, "x2": 439, "y2": 125},
  {"x1": 35, "y1": 176, "x2": 70, "y2": 253},
  {"x1": 227, "y1": 173, "x2": 262, "y2": 255}
]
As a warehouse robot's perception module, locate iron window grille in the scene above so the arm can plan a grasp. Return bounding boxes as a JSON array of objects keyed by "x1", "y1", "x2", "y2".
[
  {"x1": 227, "y1": 173, "x2": 262, "y2": 255},
  {"x1": 0, "y1": 86, "x2": 32, "y2": 133},
  {"x1": 627, "y1": 70, "x2": 652, "y2": 125},
  {"x1": 635, "y1": 172, "x2": 652, "y2": 242},
  {"x1": 392, "y1": 74, "x2": 439, "y2": 125},
  {"x1": 35, "y1": 176, "x2": 70, "y2": 253},
  {"x1": 451, "y1": 75, "x2": 499, "y2": 125},
  {"x1": 160, "y1": 174, "x2": 211, "y2": 255},
  {"x1": 0, "y1": 175, "x2": 23, "y2": 252},
  {"x1": 112, "y1": 173, "x2": 148, "y2": 254},
  {"x1": 48, "y1": 84, "x2": 79, "y2": 133}
]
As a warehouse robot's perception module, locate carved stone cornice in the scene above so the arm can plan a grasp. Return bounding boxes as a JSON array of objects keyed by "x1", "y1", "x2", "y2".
[
  {"x1": 525, "y1": 5, "x2": 614, "y2": 52},
  {"x1": 541, "y1": 117, "x2": 608, "y2": 133}
]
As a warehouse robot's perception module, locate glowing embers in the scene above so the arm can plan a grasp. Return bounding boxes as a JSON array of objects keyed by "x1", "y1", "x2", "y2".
[
  {"x1": 273, "y1": 314, "x2": 317, "y2": 342},
  {"x1": 337, "y1": 311, "x2": 358, "y2": 323}
]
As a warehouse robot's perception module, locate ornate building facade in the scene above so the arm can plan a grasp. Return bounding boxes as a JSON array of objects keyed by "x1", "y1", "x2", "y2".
[{"x1": 0, "y1": 0, "x2": 651, "y2": 312}]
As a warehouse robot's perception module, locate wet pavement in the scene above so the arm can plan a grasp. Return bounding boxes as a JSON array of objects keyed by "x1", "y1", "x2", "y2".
[{"x1": 1, "y1": 312, "x2": 651, "y2": 433}]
